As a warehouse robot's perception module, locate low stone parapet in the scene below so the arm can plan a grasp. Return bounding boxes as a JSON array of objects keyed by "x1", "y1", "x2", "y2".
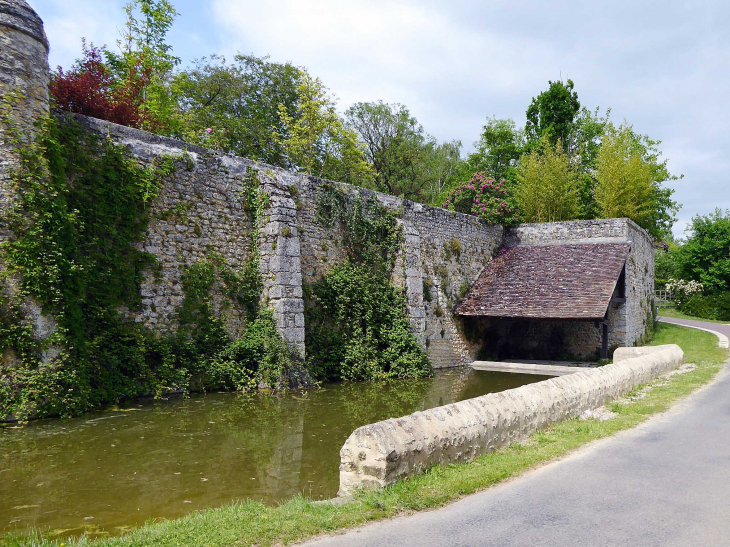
[
  {"x1": 338, "y1": 344, "x2": 684, "y2": 496},
  {"x1": 613, "y1": 345, "x2": 673, "y2": 362}
]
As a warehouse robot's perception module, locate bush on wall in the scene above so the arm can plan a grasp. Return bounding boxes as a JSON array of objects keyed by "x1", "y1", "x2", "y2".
[
  {"x1": 305, "y1": 184, "x2": 432, "y2": 382},
  {"x1": 305, "y1": 262, "x2": 430, "y2": 381},
  {"x1": 442, "y1": 172, "x2": 517, "y2": 224}
]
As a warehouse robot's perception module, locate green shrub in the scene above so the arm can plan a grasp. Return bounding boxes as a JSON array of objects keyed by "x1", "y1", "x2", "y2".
[
  {"x1": 443, "y1": 238, "x2": 463, "y2": 261},
  {"x1": 305, "y1": 263, "x2": 430, "y2": 381},
  {"x1": 423, "y1": 278, "x2": 433, "y2": 302},
  {"x1": 204, "y1": 310, "x2": 292, "y2": 390},
  {"x1": 449, "y1": 238, "x2": 462, "y2": 259},
  {"x1": 680, "y1": 292, "x2": 730, "y2": 321},
  {"x1": 458, "y1": 281, "x2": 470, "y2": 300},
  {"x1": 306, "y1": 190, "x2": 432, "y2": 382}
]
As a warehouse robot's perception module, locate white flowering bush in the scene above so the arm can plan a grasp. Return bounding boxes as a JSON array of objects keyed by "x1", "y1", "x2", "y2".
[{"x1": 665, "y1": 278, "x2": 704, "y2": 305}]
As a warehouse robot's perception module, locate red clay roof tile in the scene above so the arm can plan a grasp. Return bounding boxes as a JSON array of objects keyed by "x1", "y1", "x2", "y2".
[{"x1": 454, "y1": 242, "x2": 630, "y2": 320}]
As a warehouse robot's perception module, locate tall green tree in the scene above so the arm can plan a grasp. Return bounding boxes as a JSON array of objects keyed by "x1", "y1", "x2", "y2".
[
  {"x1": 275, "y1": 73, "x2": 374, "y2": 185},
  {"x1": 594, "y1": 121, "x2": 679, "y2": 237},
  {"x1": 525, "y1": 79, "x2": 580, "y2": 149},
  {"x1": 594, "y1": 123, "x2": 655, "y2": 227},
  {"x1": 172, "y1": 54, "x2": 302, "y2": 164},
  {"x1": 515, "y1": 137, "x2": 580, "y2": 222},
  {"x1": 417, "y1": 140, "x2": 463, "y2": 197},
  {"x1": 624, "y1": 127, "x2": 680, "y2": 238},
  {"x1": 345, "y1": 101, "x2": 450, "y2": 202},
  {"x1": 464, "y1": 117, "x2": 525, "y2": 183},
  {"x1": 569, "y1": 107, "x2": 611, "y2": 218},
  {"x1": 105, "y1": 0, "x2": 181, "y2": 132}
]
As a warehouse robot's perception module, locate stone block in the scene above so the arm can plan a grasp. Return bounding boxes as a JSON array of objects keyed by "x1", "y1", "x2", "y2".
[{"x1": 275, "y1": 271, "x2": 302, "y2": 287}]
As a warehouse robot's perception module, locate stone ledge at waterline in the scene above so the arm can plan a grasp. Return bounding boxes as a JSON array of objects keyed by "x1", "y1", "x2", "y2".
[{"x1": 338, "y1": 344, "x2": 684, "y2": 496}]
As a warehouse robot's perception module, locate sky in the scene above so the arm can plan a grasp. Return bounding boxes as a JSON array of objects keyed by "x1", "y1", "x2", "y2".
[{"x1": 27, "y1": 0, "x2": 730, "y2": 239}]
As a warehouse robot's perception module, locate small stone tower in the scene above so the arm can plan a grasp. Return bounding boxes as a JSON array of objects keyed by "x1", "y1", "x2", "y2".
[
  {"x1": 0, "y1": 0, "x2": 56, "y2": 361},
  {"x1": 0, "y1": 0, "x2": 51, "y2": 211}
]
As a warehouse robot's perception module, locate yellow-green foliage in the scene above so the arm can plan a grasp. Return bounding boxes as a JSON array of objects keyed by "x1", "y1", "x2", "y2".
[
  {"x1": 595, "y1": 123, "x2": 654, "y2": 224},
  {"x1": 515, "y1": 137, "x2": 580, "y2": 222},
  {"x1": 273, "y1": 73, "x2": 374, "y2": 185}
]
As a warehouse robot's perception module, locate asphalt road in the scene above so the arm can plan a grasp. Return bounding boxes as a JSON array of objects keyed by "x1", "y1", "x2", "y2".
[
  {"x1": 659, "y1": 315, "x2": 730, "y2": 340},
  {"x1": 303, "y1": 318, "x2": 730, "y2": 547}
]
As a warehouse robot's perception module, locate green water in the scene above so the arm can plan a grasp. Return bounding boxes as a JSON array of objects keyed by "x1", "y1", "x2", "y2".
[{"x1": 0, "y1": 369, "x2": 550, "y2": 538}]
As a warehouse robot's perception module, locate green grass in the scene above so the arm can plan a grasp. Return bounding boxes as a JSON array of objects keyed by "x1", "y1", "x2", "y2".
[
  {"x1": 4, "y1": 322, "x2": 726, "y2": 547},
  {"x1": 657, "y1": 306, "x2": 730, "y2": 324}
]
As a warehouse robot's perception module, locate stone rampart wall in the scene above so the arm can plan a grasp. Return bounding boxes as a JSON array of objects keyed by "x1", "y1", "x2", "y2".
[
  {"x1": 290, "y1": 176, "x2": 503, "y2": 367},
  {"x1": 73, "y1": 115, "x2": 258, "y2": 338},
  {"x1": 65, "y1": 115, "x2": 507, "y2": 365},
  {"x1": 69, "y1": 116, "x2": 655, "y2": 366},
  {"x1": 338, "y1": 344, "x2": 684, "y2": 496}
]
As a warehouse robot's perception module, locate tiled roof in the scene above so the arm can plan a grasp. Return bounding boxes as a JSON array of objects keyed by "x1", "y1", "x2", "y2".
[{"x1": 455, "y1": 242, "x2": 630, "y2": 320}]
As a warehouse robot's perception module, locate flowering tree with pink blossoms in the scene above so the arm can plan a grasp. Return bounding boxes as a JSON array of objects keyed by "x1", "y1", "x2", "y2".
[{"x1": 442, "y1": 172, "x2": 517, "y2": 224}]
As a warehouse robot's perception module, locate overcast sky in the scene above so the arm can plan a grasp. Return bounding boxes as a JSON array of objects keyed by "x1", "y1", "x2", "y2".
[{"x1": 28, "y1": 0, "x2": 730, "y2": 238}]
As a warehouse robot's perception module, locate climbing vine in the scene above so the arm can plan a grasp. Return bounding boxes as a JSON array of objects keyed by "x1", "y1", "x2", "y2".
[
  {"x1": 0, "y1": 102, "x2": 293, "y2": 421},
  {"x1": 305, "y1": 183, "x2": 432, "y2": 382},
  {"x1": 0, "y1": 105, "x2": 183, "y2": 420}
]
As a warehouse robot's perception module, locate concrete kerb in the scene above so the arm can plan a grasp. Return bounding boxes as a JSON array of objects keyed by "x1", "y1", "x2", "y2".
[{"x1": 338, "y1": 344, "x2": 684, "y2": 497}]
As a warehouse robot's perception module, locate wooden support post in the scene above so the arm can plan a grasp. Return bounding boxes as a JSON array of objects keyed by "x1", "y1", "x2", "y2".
[{"x1": 601, "y1": 321, "x2": 609, "y2": 360}]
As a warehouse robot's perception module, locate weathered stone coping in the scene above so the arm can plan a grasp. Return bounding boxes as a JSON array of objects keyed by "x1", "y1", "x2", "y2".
[
  {"x1": 338, "y1": 344, "x2": 684, "y2": 496},
  {"x1": 470, "y1": 361, "x2": 587, "y2": 376}
]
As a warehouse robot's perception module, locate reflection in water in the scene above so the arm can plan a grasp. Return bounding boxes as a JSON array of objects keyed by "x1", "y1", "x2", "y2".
[{"x1": 0, "y1": 369, "x2": 550, "y2": 538}]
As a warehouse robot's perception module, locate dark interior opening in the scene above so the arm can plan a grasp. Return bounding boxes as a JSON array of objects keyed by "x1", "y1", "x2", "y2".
[{"x1": 464, "y1": 317, "x2": 600, "y2": 362}]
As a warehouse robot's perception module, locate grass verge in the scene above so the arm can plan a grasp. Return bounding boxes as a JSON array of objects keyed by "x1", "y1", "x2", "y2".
[
  {"x1": 4, "y1": 322, "x2": 727, "y2": 547},
  {"x1": 657, "y1": 306, "x2": 729, "y2": 324}
]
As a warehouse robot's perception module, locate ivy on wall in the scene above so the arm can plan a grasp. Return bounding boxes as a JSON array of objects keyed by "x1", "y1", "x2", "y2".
[
  {"x1": 0, "y1": 101, "x2": 293, "y2": 421},
  {"x1": 305, "y1": 183, "x2": 432, "y2": 382}
]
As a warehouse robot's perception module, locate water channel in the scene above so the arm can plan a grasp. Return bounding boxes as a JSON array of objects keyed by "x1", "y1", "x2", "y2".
[{"x1": 1, "y1": 368, "x2": 550, "y2": 538}]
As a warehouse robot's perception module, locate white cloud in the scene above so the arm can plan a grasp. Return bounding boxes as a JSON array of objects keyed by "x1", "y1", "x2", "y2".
[
  {"x1": 210, "y1": 0, "x2": 562, "y2": 144},
  {"x1": 29, "y1": 0, "x2": 124, "y2": 69}
]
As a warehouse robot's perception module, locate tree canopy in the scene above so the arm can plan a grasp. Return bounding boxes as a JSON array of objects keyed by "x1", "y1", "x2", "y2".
[
  {"x1": 275, "y1": 74, "x2": 374, "y2": 185},
  {"x1": 344, "y1": 101, "x2": 460, "y2": 202},
  {"x1": 463, "y1": 117, "x2": 524, "y2": 184},
  {"x1": 171, "y1": 54, "x2": 301, "y2": 164},
  {"x1": 525, "y1": 79, "x2": 580, "y2": 148},
  {"x1": 595, "y1": 123, "x2": 655, "y2": 228},
  {"x1": 108, "y1": 0, "x2": 181, "y2": 131},
  {"x1": 515, "y1": 137, "x2": 581, "y2": 223},
  {"x1": 50, "y1": 1, "x2": 683, "y2": 237}
]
